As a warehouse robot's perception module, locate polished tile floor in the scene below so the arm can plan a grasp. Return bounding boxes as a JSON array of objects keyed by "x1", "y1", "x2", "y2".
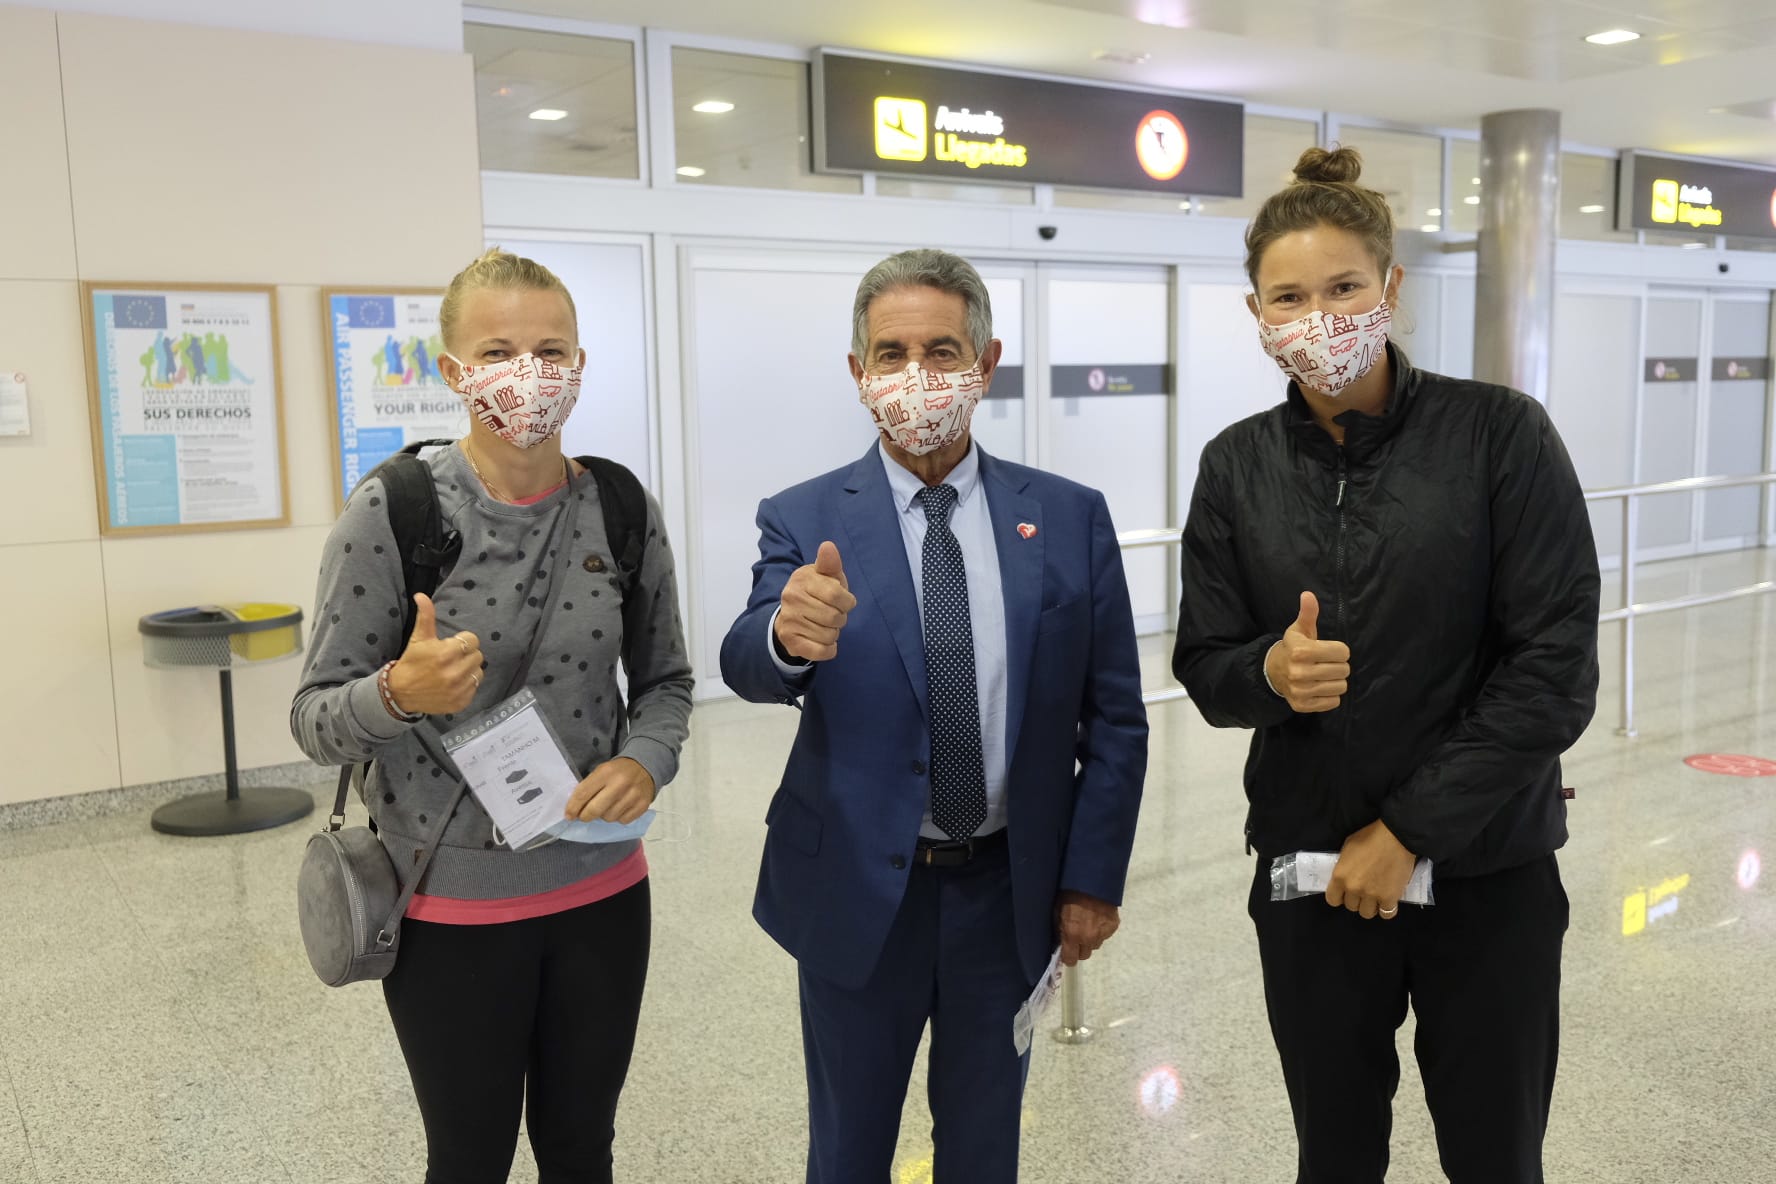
[{"x1": 2, "y1": 549, "x2": 1773, "y2": 1183}]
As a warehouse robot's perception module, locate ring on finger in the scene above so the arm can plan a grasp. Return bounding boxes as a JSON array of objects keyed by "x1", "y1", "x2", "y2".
[
  {"x1": 456, "y1": 636, "x2": 470, "y2": 656},
  {"x1": 470, "y1": 670, "x2": 482, "y2": 687},
  {"x1": 1379, "y1": 905, "x2": 1398, "y2": 918}
]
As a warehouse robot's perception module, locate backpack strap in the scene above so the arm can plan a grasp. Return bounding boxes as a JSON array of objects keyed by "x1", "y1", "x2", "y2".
[
  {"x1": 331, "y1": 438, "x2": 461, "y2": 833},
  {"x1": 575, "y1": 455, "x2": 648, "y2": 596},
  {"x1": 357, "y1": 439, "x2": 460, "y2": 642}
]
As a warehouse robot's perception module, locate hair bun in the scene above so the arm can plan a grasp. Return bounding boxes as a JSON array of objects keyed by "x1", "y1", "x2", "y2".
[{"x1": 1294, "y1": 146, "x2": 1363, "y2": 185}]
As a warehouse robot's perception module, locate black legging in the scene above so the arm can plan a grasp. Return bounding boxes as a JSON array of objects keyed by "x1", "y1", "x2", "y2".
[{"x1": 382, "y1": 879, "x2": 651, "y2": 1184}]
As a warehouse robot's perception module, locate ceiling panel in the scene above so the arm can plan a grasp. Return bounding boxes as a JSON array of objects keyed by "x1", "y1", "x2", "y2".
[
  {"x1": 1040, "y1": 0, "x2": 1776, "y2": 78},
  {"x1": 471, "y1": 0, "x2": 1776, "y2": 164},
  {"x1": 466, "y1": 22, "x2": 640, "y2": 178}
]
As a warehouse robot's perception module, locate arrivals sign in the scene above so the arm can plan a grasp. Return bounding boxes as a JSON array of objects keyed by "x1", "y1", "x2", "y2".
[
  {"x1": 814, "y1": 50, "x2": 1244, "y2": 195},
  {"x1": 1618, "y1": 150, "x2": 1776, "y2": 240}
]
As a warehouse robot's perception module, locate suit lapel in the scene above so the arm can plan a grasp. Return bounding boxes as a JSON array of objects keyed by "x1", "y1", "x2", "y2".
[
  {"x1": 981, "y1": 451, "x2": 1042, "y2": 763},
  {"x1": 837, "y1": 445, "x2": 928, "y2": 716}
]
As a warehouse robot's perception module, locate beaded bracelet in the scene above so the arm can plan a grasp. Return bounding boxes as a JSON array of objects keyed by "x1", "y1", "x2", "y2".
[{"x1": 377, "y1": 660, "x2": 423, "y2": 722}]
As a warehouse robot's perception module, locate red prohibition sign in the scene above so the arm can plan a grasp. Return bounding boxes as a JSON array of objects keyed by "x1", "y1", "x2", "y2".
[{"x1": 1135, "y1": 110, "x2": 1189, "y2": 182}]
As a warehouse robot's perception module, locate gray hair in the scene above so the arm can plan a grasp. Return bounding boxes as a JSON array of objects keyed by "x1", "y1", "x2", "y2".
[{"x1": 851, "y1": 248, "x2": 994, "y2": 362}]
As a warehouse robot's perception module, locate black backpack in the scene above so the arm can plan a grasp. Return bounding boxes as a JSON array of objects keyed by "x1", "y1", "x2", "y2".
[{"x1": 360, "y1": 438, "x2": 647, "y2": 642}]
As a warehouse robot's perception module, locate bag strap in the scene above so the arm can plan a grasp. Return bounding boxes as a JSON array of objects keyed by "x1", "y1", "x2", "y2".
[{"x1": 364, "y1": 465, "x2": 587, "y2": 946}]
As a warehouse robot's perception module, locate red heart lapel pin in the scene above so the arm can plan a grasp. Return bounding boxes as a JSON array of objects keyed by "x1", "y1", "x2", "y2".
[{"x1": 1017, "y1": 523, "x2": 1037, "y2": 540}]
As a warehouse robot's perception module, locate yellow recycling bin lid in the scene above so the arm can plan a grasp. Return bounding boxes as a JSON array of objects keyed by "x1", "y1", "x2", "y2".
[{"x1": 139, "y1": 602, "x2": 306, "y2": 668}]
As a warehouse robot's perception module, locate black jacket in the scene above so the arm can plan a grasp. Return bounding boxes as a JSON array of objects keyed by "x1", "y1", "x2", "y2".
[{"x1": 1171, "y1": 347, "x2": 1600, "y2": 878}]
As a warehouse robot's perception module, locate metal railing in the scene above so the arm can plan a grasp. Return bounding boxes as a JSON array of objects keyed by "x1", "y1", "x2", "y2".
[
  {"x1": 1115, "y1": 473, "x2": 1776, "y2": 727},
  {"x1": 1119, "y1": 528, "x2": 1189, "y2": 709},
  {"x1": 1584, "y1": 472, "x2": 1776, "y2": 737}
]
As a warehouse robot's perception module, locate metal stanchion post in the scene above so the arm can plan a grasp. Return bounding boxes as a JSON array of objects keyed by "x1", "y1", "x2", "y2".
[
  {"x1": 1619, "y1": 495, "x2": 1638, "y2": 738},
  {"x1": 1052, "y1": 964, "x2": 1094, "y2": 1045}
]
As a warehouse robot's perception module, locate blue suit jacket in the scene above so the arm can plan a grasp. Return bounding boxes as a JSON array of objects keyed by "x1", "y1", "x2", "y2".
[{"x1": 719, "y1": 444, "x2": 1148, "y2": 989}]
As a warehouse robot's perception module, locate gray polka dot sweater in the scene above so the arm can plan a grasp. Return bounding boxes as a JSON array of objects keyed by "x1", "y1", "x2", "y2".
[{"x1": 290, "y1": 445, "x2": 694, "y2": 900}]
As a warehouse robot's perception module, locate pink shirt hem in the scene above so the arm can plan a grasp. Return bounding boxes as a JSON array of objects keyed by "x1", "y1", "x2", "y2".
[{"x1": 407, "y1": 846, "x2": 648, "y2": 925}]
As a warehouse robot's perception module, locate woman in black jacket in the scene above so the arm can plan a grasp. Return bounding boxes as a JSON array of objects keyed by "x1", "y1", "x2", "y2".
[{"x1": 1173, "y1": 146, "x2": 1600, "y2": 1184}]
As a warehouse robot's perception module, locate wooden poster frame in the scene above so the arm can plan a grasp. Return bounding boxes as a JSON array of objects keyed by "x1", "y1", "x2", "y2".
[{"x1": 81, "y1": 280, "x2": 290, "y2": 538}]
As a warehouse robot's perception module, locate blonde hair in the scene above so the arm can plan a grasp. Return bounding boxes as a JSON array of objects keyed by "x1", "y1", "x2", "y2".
[
  {"x1": 1244, "y1": 147, "x2": 1397, "y2": 287},
  {"x1": 439, "y1": 247, "x2": 577, "y2": 350}
]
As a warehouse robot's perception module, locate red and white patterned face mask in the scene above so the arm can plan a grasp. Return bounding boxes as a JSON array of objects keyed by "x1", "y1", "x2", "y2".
[
  {"x1": 1256, "y1": 300, "x2": 1392, "y2": 396},
  {"x1": 858, "y1": 361, "x2": 987, "y2": 456},
  {"x1": 445, "y1": 351, "x2": 584, "y2": 448}
]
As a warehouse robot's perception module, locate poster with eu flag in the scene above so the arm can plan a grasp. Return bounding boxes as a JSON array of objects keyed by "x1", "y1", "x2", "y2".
[
  {"x1": 323, "y1": 289, "x2": 462, "y2": 507},
  {"x1": 83, "y1": 283, "x2": 286, "y2": 535}
]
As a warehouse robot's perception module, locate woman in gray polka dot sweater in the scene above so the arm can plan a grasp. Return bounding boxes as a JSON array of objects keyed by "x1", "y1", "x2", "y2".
[{"x1": 290, "y1": 248, "x2": 692, "y2": 1183}]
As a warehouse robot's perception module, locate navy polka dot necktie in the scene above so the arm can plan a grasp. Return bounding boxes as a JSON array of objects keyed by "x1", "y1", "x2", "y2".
[{"x1": 916, "y1": 484, "x2": 987, "y2": 841}]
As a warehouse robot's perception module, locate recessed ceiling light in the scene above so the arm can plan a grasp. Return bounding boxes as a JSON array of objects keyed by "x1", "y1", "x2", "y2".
[
  {"x1": 529, "y1": 108, "x2": 568, "y2": 121},
  {"x1": 494, "y1": 86, "x2": 513, "y2": 98},
  {"x1": 1471, "y1": 177, "x2": 1482, "y2": 185},
  {"x1": 1464, "y1": 195, "x2": 1481, "y2": 205},
  {"x1": 1426, "y1": 207, "x2": 1442, "y2": 216},
  {"x1": 1585, "y1": 29, "x2": 1641, "y2": 46},
  {"x1": 1578, "y1": 204, "x2": 1605, "y2": 214},
  {"x1": 1680, "y1": 241, "x2": 1707, "y2": 249},
  {"x1": 1094, "y1": 49, "x2": 1152, "y2": 65},
  {"x1": 692, "y1": 100, "x2": 735, "y2": 114},
  {"x1": 1133, "y1": 1, "x2": 1188, "y2": 30},
  {"x1": 676, "y1": 165, "x2": 707, "y2": 178},
  {"x1": 1420, "y1": 223, "x2": 1440, "y2": 232},
  {"x1": 1178, "y1": 200, "x2": 1192, "y2": 210}
]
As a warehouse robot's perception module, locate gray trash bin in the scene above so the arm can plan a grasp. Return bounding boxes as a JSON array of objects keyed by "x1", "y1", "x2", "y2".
[{"x1": 139, "y1": 602, "x2": 314, "y2": 836}]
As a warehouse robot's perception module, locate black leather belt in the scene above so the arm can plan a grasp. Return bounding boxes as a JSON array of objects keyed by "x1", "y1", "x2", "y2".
[{"x1": 914, "y1": 828, "x2": 1007, "y2": 867}]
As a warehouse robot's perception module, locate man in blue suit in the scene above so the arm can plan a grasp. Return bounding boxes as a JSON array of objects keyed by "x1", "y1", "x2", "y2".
[{"x1": 720, "y1": 249, "x2": 1148, "y2": 1183}]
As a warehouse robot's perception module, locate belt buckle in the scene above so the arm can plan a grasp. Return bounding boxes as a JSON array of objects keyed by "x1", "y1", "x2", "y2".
[{"x1": 920, "y1": 838, "x2": 974, "y2": 867}]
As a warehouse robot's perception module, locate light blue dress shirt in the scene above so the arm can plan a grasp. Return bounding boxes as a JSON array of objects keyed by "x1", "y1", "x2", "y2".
[{"x1": 770, "y1": 440, "x2": 1009, "y2": 839}]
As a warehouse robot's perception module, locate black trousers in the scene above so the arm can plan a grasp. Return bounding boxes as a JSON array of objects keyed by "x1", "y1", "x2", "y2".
[
  {"x1": 382, "y1": 879, "x2": 651, "y2": 1184},
  {"x1": 1248, "y1": 854, "x2": 1567, "y2": 1184}
]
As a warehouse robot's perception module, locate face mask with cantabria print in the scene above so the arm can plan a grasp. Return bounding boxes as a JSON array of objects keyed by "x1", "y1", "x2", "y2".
[
  {"x1": 1256, "y1": 300, "x2": 1392, "y2": 396},
  {"x1": 445, "y1": 351, "x2": 584, "y2": 448},
  {"x1": 858, "y1": 361, "x2": 986, "y2": 455}
]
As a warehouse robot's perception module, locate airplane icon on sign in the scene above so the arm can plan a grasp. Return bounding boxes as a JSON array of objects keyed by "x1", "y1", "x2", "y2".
[{"x1": 874, "y1": 97, "x2": 928, "y2": 162}]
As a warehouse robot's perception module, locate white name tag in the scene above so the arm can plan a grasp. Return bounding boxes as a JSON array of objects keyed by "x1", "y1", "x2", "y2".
[
  {"x1": 442, "y1": 689, "x2": 580, "y2": 851},
  {"x1": 1012, "y1": 946, "x2": 1064, "y2": 1056}
]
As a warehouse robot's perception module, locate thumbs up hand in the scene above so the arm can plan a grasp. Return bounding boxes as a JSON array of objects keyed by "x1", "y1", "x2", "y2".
[
  {"x1": 775, "y1": 540, "x2": 858, "y2": 663},
  {"x1": 1264, "y1": 591, "x2": 1351, "y2": 714},
  {"x1": 384, "y1": 592, "x2": 484, "y2": 716}
]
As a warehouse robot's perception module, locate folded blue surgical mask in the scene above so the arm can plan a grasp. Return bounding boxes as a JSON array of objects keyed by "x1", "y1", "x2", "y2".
[{"x1": 544, "y1": 809, "x2": 656, "y2": 845}]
